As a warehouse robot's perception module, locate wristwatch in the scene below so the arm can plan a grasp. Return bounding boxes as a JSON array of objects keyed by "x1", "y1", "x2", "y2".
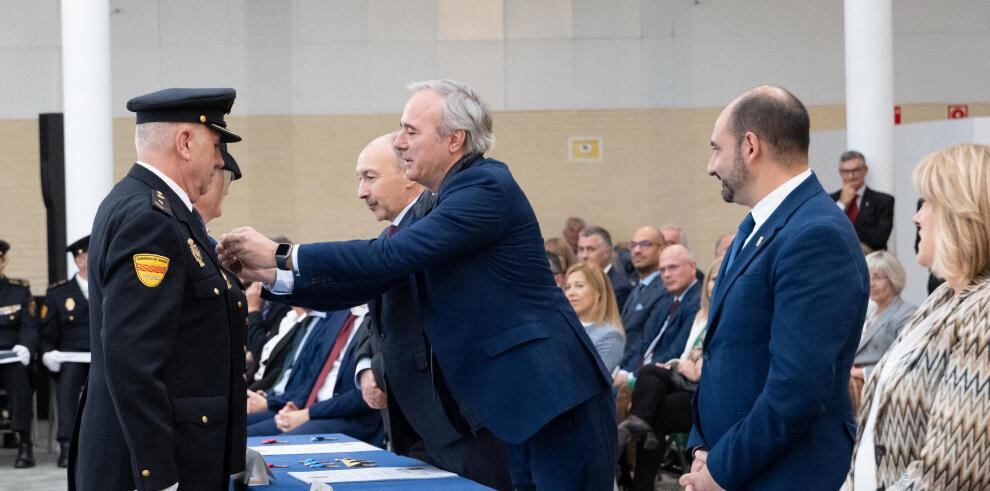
[{"x1": 274, "y1": 243, "x2": 293, "y2": 271}]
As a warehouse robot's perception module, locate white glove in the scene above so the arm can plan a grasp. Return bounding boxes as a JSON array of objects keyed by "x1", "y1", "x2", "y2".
[
  {"x1": 11, "y1": 344, "x2": 30, "y2": 366},
  {"x1": 42, "y1": 350, "x2": 62, "y2": 373}
]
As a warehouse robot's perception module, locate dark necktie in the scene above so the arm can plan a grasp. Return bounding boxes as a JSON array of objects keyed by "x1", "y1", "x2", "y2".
[
  {"x1": 642, "y1": 298, "x2": 681, "y2": 366},
  {"x1": 305, "y1": 314, "x2": 358, "y2": 407},
  {"x1": 846, "y1": 195, "x2": 860, "y2": 223},
  {"x1": 386, "y1": 225, "x2": 399, "y2": 237},
  {"x1": 725, "y1": 213, "x2": 756, "y2": 272},
  {"x1": 627, "y1": 282, "x2": 647, "y2": 308}
]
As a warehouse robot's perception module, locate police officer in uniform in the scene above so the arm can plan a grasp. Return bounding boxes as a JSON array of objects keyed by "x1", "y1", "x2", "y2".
[
  {"x1": 0, "y1": 239, "x2": 38, "y2": 468},
  {"x1": 71, "y1": 88, "x2": 247, "y2": 490},
  {"x1": 40, "y1": 235, "x2": 92, "y2": 467}
]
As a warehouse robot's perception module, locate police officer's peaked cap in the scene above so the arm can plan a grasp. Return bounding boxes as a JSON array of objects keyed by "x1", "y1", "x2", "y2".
[
  {"x1": 220, "y1": 143, "x2": 242, "y2": 181},
  {"x1": 67, "y1": 235, "x2": 90, "y2": 258},
  {"x1": 126, "y1": 88, "x2": 242, "y2": 143}
]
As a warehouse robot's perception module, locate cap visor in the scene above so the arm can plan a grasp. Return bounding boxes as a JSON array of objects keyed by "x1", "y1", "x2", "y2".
[{"x1": 209, "y1": 123, "x2": 242, "y2": 143}]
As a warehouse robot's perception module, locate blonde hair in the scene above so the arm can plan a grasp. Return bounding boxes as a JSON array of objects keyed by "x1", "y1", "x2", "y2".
[
  {"x1": 565, "y1": 262, "x2": 624, "y2": 333},
  {"x1": 913, "y1": 144, "x2": 990, "y2": 283},
  {"x1": 865, "y1": 250, "x2": 907, "y2": 295},
  {"x1": 698, "y1": 255, "x2": 723, "y2": 320}
]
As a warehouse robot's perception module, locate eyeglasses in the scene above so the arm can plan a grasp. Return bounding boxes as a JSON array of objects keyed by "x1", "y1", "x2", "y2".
[
  {"x1": 628, "y1": 240, "x2": 658, "y2": 250},
  {"x1": 839, "y1": 166, "x2": 866, "y2": 176}
]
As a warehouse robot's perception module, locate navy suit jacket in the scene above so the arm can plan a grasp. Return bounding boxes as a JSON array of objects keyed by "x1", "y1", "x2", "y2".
[
  {"x1": 608, "y1": 265, "x2": 633, "y2": 309},
  {"x1": 641, "y1": 281, "x2": 701, "y2": 366},
  {"x1": 283, "y1": 154, "x2": 612, "y2": 444},
  {"x1": 267, "y1": 310, "x2": 348, "y2": 411},
  {"x1": 830, "y1": 186, "x2": 894, "y2": 251},
  {"x1": 618, "y1": 275, "x2": 668, "y2": 370},
  {"x1": 689, "y1": 173, "x2": 868, "y2": 490}
]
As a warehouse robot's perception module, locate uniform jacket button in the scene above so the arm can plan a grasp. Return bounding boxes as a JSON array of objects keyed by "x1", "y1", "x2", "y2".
[
  {"x1": 68, "y1": 315, "x2": 74, "y2": 321},
  {"x1": 213, "y1": 288, "x2": 220, "y2": 296},
  {"x1": 201, "y1": 415, "x2": 209, "y2": 424},
  {"x1": 141, "y1": 469, "x2": 151, "y2": 478},
  {"x1": 237, "y1": 301, "x2": 243, "y2": 308}
]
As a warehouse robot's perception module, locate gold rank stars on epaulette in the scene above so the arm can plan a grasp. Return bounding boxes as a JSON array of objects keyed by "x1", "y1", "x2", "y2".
[
  {"x1": 48, "y1": 279, "x2": 68, "y2": 289},
  {"x1": 151, "y1": 190, "x2": 172, "y2": 216}
]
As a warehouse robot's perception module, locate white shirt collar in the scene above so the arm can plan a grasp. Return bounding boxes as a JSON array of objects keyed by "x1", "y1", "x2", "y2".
[
  {"x1": 75, "y1": 274, "x2": 89, "y2": 300},
  {"x1": 604, "y1": 263, "x2": 613, "y2": 274},
  {"x1": 136, "y1": 161, "x2": 193, "y2": 212},
  {"x1": 639, "y1": 270, "x2": 660, "y2": 286},
  {"x1": 390, "y1": 197, "x2": 419, "y2": 226},
  {"x1": 747, "y1": 169, "x2": 812, "y2": 245}
]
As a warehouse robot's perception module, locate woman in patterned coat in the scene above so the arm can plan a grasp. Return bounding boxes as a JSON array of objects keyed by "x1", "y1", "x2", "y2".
[{"x1": 843, "y1": 143, "x2": 990, "y2": 490}]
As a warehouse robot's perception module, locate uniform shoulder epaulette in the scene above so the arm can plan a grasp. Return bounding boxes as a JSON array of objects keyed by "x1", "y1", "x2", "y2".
[
  {"x1": 151, "y1": 189, "x2": 172, "y2": 216},
  {"x1": 48, "y1": 279, "x2": 69, "y2": 289},
  {"x1": 8, "y1": 278, "x2": 29, "y2": 288}
]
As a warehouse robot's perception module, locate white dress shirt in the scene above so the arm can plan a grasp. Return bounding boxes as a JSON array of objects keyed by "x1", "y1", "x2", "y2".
[
  {"x1": 136, "y1": 161, "x2": 193, "y2": 212},
  {"x1": 315, "y1": 305, "x2": 368, "y2": 402},
  {"x1": 75, "y1": 274, "x2": 89, "y2": 300},
  {"x1": 744, "y1": 169, "x2": 812, "y2": 247}
]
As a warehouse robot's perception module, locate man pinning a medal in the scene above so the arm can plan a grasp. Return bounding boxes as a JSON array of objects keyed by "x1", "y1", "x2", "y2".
[{"x1": 71, "y1": 88, "x2": 248, "y2": 491}]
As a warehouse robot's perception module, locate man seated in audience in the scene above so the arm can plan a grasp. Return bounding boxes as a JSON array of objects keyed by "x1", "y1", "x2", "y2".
[
  {"x1": 245, "y1": 236, "x2": 294, "y2": 375},
  {"x1": 830, "y1": 150, "x2": 894, "y2": 252},
  {"x1": 246, "y1": 307, "x2": 382, "y2": 444},
  {"x1": 562, "y1": 216, "x2": 586, "y2": 254},
  {"x1": 578, "y1": 225, "x2": 632, "y2": 307},
  {"x1": 618, "y1": 226, "x2": 669, "y2": 376},
  {"x1": 249, "y1": 306, "x2": 316, "y2": 393},
  {"x1": 662, "y1": 224, "x2": 704, "y2": 281},
  {"x1": 614, "y1": 245, "x2": 701, "y2": 390}
]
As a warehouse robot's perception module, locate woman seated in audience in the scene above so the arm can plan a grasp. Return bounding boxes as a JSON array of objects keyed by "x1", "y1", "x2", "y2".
[
  {"x1": 848, "y1": 250, "x2": 916, "y2": 410},
  {"x1": 844, "y1": 144, "x2": 990, "y2": 490},
  {"x1": 617, "y1": 256, "x2": 721, "y2": 491},
  {"x1": 545, "y1": 237, "x2": 578, "y2": 275},
  {"x1": 563, "y1": 262, "x2": 625, "y2": 373}
]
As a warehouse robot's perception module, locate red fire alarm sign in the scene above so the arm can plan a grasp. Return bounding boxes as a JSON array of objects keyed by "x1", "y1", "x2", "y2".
[
  {"x1": 894, "y1": 105, "x2": 901, "y2": 125},
  {"x1": 948, "y1": 104, "x2": 969, "y2": 119}
]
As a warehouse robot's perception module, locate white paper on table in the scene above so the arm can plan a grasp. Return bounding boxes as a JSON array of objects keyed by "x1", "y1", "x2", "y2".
[
  {"x1": 58, "y1": 351, "x2": 91, "y2": 363},
  {"x1": 289, "y1": 466, "x2": 457, "y2": 484},
  {"x1": 249, "y1": 441, "x2": 379, "y2": 456}
]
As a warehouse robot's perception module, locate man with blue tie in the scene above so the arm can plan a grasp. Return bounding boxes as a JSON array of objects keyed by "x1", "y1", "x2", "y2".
[
  {"x1": 616, "y1": 226, "x2": 669, "y2": 379},
  {"x1": 219, "y1": 79, "x2": 616, "y2": 490},
  {"x1": 680, "y1": 86, "x2": 869, "y2": 490}
]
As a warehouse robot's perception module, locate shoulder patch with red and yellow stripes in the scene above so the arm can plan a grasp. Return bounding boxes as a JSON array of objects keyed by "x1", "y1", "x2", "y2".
[{"x1": 133, "y1": 254, "x2": 170, "y2": 287}]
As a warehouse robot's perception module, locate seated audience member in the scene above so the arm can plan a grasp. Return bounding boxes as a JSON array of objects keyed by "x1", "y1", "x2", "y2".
[
  {"x1": 618, "y1": 256, "x2": 721, "y2": 491},
  {"x1": 544, "y1": 237, "x2": 577, "y2": 274},
  {"x1": 562, "y1": 216, "x2": 586, "y2": 254},
  {"x1": 831, "y1": 150, "x2": 894, "y2": 253},
  {"x1": 247, "y1": 307, "x2": 382, "y2": 444},
  {"x1": 662, "y1": 224, "x2": 704, "y2": 281},
  {"x1": 578, "y1": 225, "x2": 633, "y2": 308},
  {"x1": 250, "y1": 307, "x2": 317, "y2": 393},
  {"x1": 846, "y1": 144, "x2": 990, "y2": 489},
  {"x1": 40, "y1": 236, "x2": 91, "y2": 468},
  {"x1": 614, "y1": 245, "x2": 701, "y2": 388},
  {"x1": 849, "y1": 251, "x2": 916, "y2": 410},
  {"x1": 563, "y1": 262, "x2": 626, "y2": 373},
  {"x1": 619, "y1": 227, "x2": 669, "y2": 372},
  {"x1": 714, "y1": 232, "x2": 735, "y2": 258}
]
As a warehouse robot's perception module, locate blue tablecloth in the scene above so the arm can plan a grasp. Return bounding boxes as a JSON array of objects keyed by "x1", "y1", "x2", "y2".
[{"x1": 242, "y1": 434, "x2": 491, "y2": 490}]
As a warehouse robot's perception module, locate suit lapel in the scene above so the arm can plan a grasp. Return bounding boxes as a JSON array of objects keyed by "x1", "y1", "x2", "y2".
[{"x1": 706, "y1": 174, "x2": 824, "y2": 346}]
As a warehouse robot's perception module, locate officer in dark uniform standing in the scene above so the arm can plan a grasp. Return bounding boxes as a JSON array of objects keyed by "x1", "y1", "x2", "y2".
[
  {"x1": 0, "y1": 239, "x2": 38, "y2": 468},
  {"x1": 40, "y1": 235, "x2": 92, "y2": 468},
  {"x1": 71, "y1": 88, "x2": 247, "y2": 491}
]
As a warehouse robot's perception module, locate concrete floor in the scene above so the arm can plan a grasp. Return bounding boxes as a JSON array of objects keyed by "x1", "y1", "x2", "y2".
[{"x1": 0, "y1": 424, "x2": 67, "y2": 491}]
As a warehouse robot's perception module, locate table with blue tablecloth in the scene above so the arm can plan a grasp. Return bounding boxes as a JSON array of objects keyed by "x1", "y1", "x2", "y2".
[{"x1": 241, "y1": 434, "x2": 491, "y2": 490}]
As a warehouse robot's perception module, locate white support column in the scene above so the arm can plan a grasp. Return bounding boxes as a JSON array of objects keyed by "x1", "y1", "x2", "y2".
[
  {"x1": 61, "y1": 0, "x2": 113, "y2": 261},
  {"x1": 844, "y1": 0, "x2": 894, "y2": 195}
]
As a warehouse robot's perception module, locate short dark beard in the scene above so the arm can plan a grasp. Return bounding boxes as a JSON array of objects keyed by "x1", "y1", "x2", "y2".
[{"x1": 720, "y1": 147, "x2": 748, "y2": 203}]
